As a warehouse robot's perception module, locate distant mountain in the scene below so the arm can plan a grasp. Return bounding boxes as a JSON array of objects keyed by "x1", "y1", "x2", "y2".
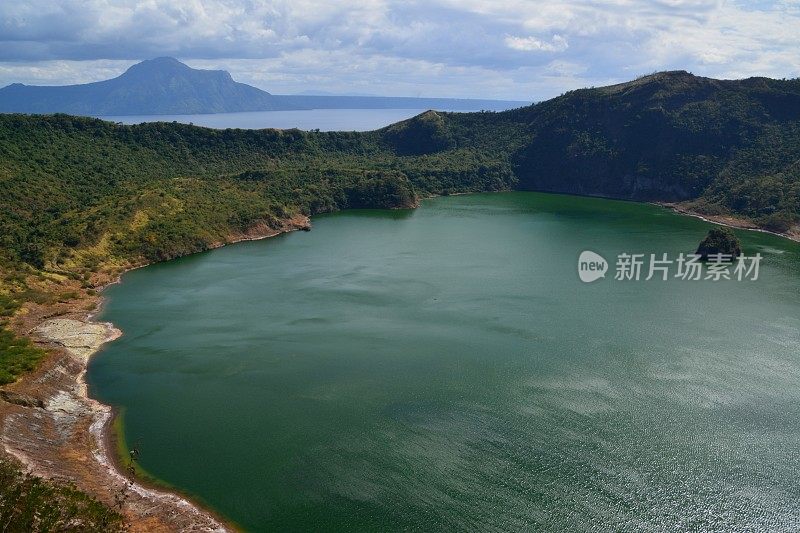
[
  {"x1": 0, "y1": 58, "x2": 527, "y2": 115},
  {"x1": 0, "y1": 57, "x2": 281, "y2": 115}
]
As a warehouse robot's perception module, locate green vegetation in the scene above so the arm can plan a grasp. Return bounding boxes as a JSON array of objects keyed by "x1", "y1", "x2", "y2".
[
  {"x1": 0, "y1": 294, "x2": 47, "y2": 385},
  {"x1": 0, "y1": 112, "x2": 517, "y2": 279},
  {"x1": 0, "y1": 294, "x2": 17, "y2": 317},
  {"x1": 0, "y1": 327, "x2": 47, "y2": 385},
  {"x1": 505, "y1": 72, "x2": 800, "y2": 229},
  {"x1": 0, "y1": 458, "x2": 125, "y2": 532}
]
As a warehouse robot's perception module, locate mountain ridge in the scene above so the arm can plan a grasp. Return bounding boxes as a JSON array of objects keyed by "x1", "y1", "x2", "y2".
[{"x1": 0, "y1": 70, "x2": 798, "y2": 282}]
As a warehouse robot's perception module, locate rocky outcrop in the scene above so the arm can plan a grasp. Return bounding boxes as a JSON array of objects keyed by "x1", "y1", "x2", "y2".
[
  {"x1": 33, "y1": 319, "x2": 118, "y2": 362},
  {"x1": 0, "y1": 390, "x2": 44, "y2": 409},
  {"x1": 696, "y1": 227, "x2": 743, "y2": 260}
]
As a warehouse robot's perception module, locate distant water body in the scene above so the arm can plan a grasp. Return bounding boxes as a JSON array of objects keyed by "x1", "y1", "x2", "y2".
[
  {"x1": 89, "y1": 193, "x2": 800, "y2": 531},
  {"x1": 100, "y1": 108, "x2": 473, "y2": 131}
]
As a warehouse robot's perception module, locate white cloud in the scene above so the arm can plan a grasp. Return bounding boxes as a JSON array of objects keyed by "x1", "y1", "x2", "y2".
[
  {"x1": 504, "y1": 35, "x2": 568, "y2": 52},
  {"x1": 0, "y1": 0, "x2": 799, "y2": 100}
]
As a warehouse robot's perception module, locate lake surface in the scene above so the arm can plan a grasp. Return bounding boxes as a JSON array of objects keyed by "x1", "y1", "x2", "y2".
[
  {"x1": 89, "y1": 193, "x2": 800, "y2": 531},
  {"x1": 101, "y1": 108, "x2": 451, "y2": 131}
]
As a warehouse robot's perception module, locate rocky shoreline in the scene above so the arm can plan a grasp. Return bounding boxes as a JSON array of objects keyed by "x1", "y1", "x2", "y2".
[
  {"x1": 0, "y1": 214, "x2": 310, "y2": 531},
  {"x1": 1, "y1": 315, "x2": 230, "y2": 531},
  {"x1": 659, "y1": 202, "x2": 800, "y2": 244}
]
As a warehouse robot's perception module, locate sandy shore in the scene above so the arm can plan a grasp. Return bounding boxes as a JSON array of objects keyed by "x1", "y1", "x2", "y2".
[{"x1": 0, "y1": 214, "x2": 310, "y2": 531}]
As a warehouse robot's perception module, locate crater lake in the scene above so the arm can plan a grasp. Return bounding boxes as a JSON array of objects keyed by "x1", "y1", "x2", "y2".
[{"x1": 88, "y1": 192, "x2": 800, "y2": 531}]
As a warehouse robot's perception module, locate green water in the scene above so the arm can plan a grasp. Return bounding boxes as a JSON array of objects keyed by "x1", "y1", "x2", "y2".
[{"x1": 89, "y1": 193, "x2": 800, "y2": 531}]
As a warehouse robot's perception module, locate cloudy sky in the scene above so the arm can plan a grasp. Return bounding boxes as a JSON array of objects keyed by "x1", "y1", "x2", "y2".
[{"x1": 1, "y1": 0, "x2": 798, "y2": 100}]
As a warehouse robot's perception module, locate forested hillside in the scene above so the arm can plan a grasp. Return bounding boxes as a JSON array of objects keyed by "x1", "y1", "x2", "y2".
[
  {"x1": 502, "y1": 71, "x2": 800, "y2": 231},
  {"x1": 378, "y1": 72, "x2": 800, "y2": 232},
  {"x1": 0, "y1": 113, "x2": 516, "y2": 281}
]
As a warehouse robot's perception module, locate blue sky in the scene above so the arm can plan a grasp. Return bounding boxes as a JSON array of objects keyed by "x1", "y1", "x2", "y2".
[{"x1": 1, "y1": 0, "x2": 798, "y2": 100}]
